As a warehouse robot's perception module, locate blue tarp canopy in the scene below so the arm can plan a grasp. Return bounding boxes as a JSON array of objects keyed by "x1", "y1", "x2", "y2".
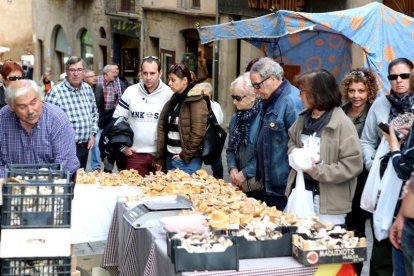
[{"x1": 198, "y1": 2, "x2": 414, "y2": 94}]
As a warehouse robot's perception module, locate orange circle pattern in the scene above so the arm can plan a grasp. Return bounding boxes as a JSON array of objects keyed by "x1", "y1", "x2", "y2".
[
  {"x1": 381, "y1": 6, "x2": 397, "y2": 24},
  {"x1": 305, "y1": 56, "x2": 322, "y2": 70},
  {"x1": 328, "y1": 34, "x2": 343, "y2": 49},
  {"x1": 288, "y1": 34, "x2": 301, "y2": 45},
  {"x1": 285, "y1": 15, "x2": 306, "y2": 33},
  {"x1": 350, "y1": 16, "x2": 364, "y2": 30},
  {"x1": 315, "y1": 39, "x2": 324, "y2": 46},
  {"x1": 384, "y1": 45, "x2": 395, "y2": 62}
]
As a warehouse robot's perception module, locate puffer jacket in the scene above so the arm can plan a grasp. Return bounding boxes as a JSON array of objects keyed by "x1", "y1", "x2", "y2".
[
  {"x1": 156, "y1": 85, "x2": 209, "y2": 164},
  {"x1": 99, "y1": 117, "x2": 133, "y2": 160}
]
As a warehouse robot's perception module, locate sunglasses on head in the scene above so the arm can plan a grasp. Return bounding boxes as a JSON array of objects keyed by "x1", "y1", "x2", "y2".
[
  {"x1": 169, "y1": 64, "x2": 186, "y2": 75},
  {"x1": 387, "y1": 73, "x2": 410, "y2": 81},
  {"x1": 143, "y1": 55, "x2": 159, "y2": 60},
  {"x1": 8, "y1": 76, "x2": 23, "y2": 81},
  {"x1": 350, "y1": 70, "x2": 366, "y2": 78},
  {"x1": 231, "y1": 95, "x2": 246, "y2": 102}
]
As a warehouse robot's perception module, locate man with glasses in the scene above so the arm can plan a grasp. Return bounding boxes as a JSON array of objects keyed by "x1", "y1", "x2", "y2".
[
  {"x1": 249, "y1": 57, "x2": 303, "y2": 211},
  {"x1": 112, "y1": 56, "x2": 173, "y2": 176},
  {"x1": 45, "y1": 56, "x2": 99, "y2": 169}
]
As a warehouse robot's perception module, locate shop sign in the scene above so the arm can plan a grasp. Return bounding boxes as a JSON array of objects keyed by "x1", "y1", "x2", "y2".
[
  {"x1": 110, "y1": 19, "x2": 140, "y2": 38},
  {"x1": 248, "y1": 0, "x2": 305, "y2": 11}
]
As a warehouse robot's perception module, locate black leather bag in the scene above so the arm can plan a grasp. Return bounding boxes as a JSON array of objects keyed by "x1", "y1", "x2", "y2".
[{"x1": 200, "y1": 100, "x2": 227, "y2": 165}]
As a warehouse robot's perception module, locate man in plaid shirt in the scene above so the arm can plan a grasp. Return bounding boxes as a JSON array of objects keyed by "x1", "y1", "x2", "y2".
[
  {"x1": 90, "y1": 64, "x2": 125, "y2": 172},
  {"x1": 45, "y1": 56, "x2": 99, "y2": 169}
]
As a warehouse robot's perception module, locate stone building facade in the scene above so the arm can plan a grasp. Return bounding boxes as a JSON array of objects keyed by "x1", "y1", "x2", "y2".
[
  {"x1": 32, "y1": 0, "x2": 142, "y2": 82},
  {"x1": 0, "y1": 0, "x2": 33, "y2": 64}
]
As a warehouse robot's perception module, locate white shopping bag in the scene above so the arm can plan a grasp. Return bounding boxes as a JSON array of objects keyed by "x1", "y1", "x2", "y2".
[
  {"x1": 285, "y1": 170, "x2": 314, "y2": 218},
  {"x1": 373, "y1": 160, "x2": 403, "y2": 241},
  {"x1": 360, "y1": 138, "x2": 389, "y2": 213}
]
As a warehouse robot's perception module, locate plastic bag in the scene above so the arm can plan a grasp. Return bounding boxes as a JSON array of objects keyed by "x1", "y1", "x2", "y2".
[
  {"x1": 360, "y1": 138, "x2": 389, "y2": 212},
  {"x1": 288, "y1": 133, "x2": 320, "y2": 171},
  {"x1": 285, "y1": 170, "x2": 314, "y2": 218},
  {"x1": 372, "y1": 160, "x2": 403, "y2": 241}
]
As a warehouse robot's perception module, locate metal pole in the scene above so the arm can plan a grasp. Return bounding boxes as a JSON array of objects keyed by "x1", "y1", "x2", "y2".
[{"x1": 213, "y1": 0, "x2": 219, "y2": 102}]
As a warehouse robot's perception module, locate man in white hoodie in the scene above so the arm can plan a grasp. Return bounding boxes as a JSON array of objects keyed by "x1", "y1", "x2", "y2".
[{"x1": 113, "y1": 56, "x2": 173, "y2": 176}]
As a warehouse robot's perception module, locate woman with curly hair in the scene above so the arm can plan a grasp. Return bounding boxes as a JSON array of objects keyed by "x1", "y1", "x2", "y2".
[{"x1": 341, "y1": 68, "x2": 379, "y2": 276}]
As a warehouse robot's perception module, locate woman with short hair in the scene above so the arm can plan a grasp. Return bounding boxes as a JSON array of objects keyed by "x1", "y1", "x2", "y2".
[
  {"x1": 226, "y1": 73, "x2": 263, "y2": 200},
  {"x1": 286, "y1": 69, "x2": 363, "y2": 225}
]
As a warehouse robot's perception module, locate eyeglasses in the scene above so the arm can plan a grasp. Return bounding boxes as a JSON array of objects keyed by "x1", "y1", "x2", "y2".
[
  {"x1": 387, "y1": 73, "x2": 410, "y2": 81},
  {"x1": 251, "y1": 76, "x2": 270, "y2": 89},
  {"x1": 7, "y1": 76, "x2": 23, "y2": 81},
  {"x1": 143, "y1": 56, "x2": 159, "y2": 60},
  {"x1": 231, "y1": 95, "x2": 246, "y2": 102},
  {"x1": 67, "y1": 68, "x2": 84, "y2": 74}
]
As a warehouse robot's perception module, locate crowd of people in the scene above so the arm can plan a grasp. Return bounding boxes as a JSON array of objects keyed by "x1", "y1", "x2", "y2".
[{"x1": 1, "y1": 54, "x2": 414, "y2": 275}]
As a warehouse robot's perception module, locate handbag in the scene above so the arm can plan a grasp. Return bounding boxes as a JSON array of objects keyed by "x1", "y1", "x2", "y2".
[
  {"x1": 200, "y1": 100, "x2": 227, "y2": 165},
  {"x1": 241, "y1": 177, "x2": 263, "y2": 193}
]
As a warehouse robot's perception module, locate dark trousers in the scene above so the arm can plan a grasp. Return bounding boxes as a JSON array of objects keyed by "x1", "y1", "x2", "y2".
[
  {"x1": 345, "y1": 169, "x2": 369, "y2": 275},
  {"x1": 263, "y1": 192, "x2": 288, "y2": 211},
  {"x1": 210, "y1": 157, "x2": 223, "y2": 179},
  {"x1": 76, "y1": 144, "x2": 89, "y2": 169},
  {"x1": 370, "y1": 218, "x2": 393, "y2": 276}
]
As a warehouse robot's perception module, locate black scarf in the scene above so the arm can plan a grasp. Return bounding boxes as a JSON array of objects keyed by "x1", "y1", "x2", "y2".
[
  {"x1": 231, "y1": 99, "x2": 262, "y2": 154},
  {"x1": 386, "y1": 91, "x2": 414, "y2": 121},
  {"x1": 302, "y1": 109, "x2": 333, "y2": 137},
  {"x1": 164, "y1": 86, "x2": 192, "y2": 131}
]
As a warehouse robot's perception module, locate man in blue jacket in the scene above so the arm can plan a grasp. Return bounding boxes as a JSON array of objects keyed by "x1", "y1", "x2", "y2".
[{"x1": 250, "y1": 57, "x2": 303, "y2": 211}]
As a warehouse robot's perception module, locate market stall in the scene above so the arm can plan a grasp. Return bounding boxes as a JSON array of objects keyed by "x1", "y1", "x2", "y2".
[
  {"x1": 197, "y1": 2, "x2": 414, "y2": 95},
  {"x1": 74, "y1": 169, "x2": 366, "y2": 276},
  {"x1": 101, "y1": 201, "x2": 319, "y2": 276}
]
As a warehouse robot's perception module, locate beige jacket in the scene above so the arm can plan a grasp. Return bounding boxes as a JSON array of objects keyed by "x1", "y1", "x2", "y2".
[{"x1": 286, "y1": 107, "x2": 363, "y2": 214}]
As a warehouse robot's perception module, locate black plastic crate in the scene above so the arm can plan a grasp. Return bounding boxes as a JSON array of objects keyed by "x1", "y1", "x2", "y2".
[
  {"x1": 231, "y1": 226, "x2": 297, "y2": 259},
  {"x1": 0, "y1": 257, "x2": 71, "y2": 276},
  {"x1": 6, "y1": 164, "x2": 62, "y2": 171},
  {"x1": 2, "y1": 169, "x2": 72, "y2": 228}
]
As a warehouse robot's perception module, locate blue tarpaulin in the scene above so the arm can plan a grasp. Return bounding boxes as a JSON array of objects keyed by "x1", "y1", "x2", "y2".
[{"x1": 198, "y1": 2, "x2": 414, "y2": 94}]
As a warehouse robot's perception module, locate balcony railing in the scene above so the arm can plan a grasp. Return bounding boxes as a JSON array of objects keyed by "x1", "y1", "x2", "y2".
[{"x1": 106, "y1": 0, "x2": 136, "y2": 14}]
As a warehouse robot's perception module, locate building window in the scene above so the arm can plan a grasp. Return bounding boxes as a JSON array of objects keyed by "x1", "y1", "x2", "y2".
[
  {"x1": 81, "y1": 30, "x2": 94, "y2": 69},
  {"x1": 192, "y1": 0, "x2": 200, "y2": 9},
  {"x1": 106, "y1": 0, "x2": 135, "y2": 14}
]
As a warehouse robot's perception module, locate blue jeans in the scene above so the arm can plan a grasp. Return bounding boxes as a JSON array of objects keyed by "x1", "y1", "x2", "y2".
[
  {"x1": 166, "y1": 155, "x2": 202, "y2": 175},
  {"x1": 392, "y1": 246, "x2": 405, "y2": 276},
  {"x1": 402, "y1": 219, "x2": 414, "y2": 276},
  {"x1": 91, "y1": 129, "x2": 102, "y2": 171}
]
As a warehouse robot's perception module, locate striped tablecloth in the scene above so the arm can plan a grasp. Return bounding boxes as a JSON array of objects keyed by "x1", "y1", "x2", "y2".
[{"x1": 101, "y1": 202, "x2": 319, "y2": 276}]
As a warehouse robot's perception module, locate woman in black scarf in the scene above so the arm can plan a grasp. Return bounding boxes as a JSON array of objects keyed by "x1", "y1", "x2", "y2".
[
  {"x1": 360, "y1": 57, "x2": 414, "y2": 276},
  {"x1": 226, "y1": 73, "x2": 263, "y2": 200}
]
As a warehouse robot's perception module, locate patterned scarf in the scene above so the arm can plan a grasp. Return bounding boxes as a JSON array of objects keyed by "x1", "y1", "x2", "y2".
[
  {"x1": 386, "y1": 90, "x2": 414, "y2": 121},
  {"x1": 231, "y1": 99, "x2": 262, "y2": 154}
]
